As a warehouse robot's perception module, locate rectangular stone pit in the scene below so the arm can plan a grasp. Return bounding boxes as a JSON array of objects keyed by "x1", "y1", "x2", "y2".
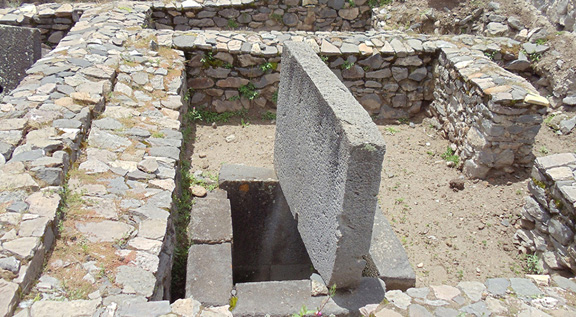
[{"x1": 274, "y1": 41, "x2": 387, "y2": 289}]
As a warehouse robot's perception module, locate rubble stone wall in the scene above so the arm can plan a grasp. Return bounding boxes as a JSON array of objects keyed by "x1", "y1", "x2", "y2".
[
  {"x1": 532, "y1": 0, "x2": 576, "y2": 33},
  {"x1": 432, "y1": 47, "x2": 548, "y2": 178},
  {"x1": 151, "y1": 0, "x2": 372, "y2": 32},
  {"x1": 516, "y1": 153, "x2": 576, "y2": 273},
  {"x1": 0, "y1": 3, "x2": 85, "y2": 46}
]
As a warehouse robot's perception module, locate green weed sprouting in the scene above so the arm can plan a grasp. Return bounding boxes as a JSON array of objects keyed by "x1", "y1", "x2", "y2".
[
  {"x1": 441, "y1": 146, "x2": 460, "y2": 167},
  {"x1": 239, "y1": 83, "x2": 259, "y2": 100}
]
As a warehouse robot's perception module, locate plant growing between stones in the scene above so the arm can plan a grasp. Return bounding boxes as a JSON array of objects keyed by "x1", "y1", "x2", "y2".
[
  {"x1": 227, "y1": 18, "x2": 239, "y2": 29},
  {"x1": 260, "y1": 62, "x2": 277, "y2": 72},
  {"x1": 441, "y1": 146, "x2": 460, "y2": 167},
  {"x1": 341, "y1": 60, "x2": 354, "y2": 70},
  {"x1": 524, "y1": 254, "x2": 543, "y2": 274},
  {"x1": 261, "y1": 111, "x2": 277, "y2": 121},
  {"x1": 292, "y1": 284, "x2": 337, "y2": 317},
  {"x1": 239, "y1": 83, "x2": 259, "y2": 100}
]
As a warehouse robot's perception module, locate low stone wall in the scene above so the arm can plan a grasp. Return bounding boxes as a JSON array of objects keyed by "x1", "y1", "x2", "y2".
[
  {"x1": 0, "y1": 25, "x2": 41, "y2": 97},
  {"x1": 515, "y1": 153, "x2": 576, "y2": 273},
  {"x1": 0, "y1": 3, "x2": 85, "y2": 47},
  {"x1": 532, "y1": 0, "x2": 576, "y2": 33},
  {"x1": 431, "y1": 46, "x2": 548, "y2": 178},
  {"x1": 173, "y1": 30, "x2": 439, "y2": 118},
  {"x1": 151, "y1": 0, "x2": 372, "y2": 32}
]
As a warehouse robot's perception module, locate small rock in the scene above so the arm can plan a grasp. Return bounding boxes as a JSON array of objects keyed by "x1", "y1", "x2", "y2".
[
  {"x1": 225, "y1": 135, "x2": 236, "y2": 143},
  {"x1": 198, "y1": 153, "x2": 207, "y2": 158},
  {"x1": 190, "y1": 185, "x2": 207, "y2": 197},
  {"x1": 449, "y1": 179, "x2": 465, "y2": 191},
  {"x1": 417, "y1": 262, "x2": 424, "y2": 268}
]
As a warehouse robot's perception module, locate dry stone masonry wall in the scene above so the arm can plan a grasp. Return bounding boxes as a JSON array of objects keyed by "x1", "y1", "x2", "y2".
[
  {"x1": 432, "y1": 46, "x2": 548, "y2": 178},
  {"x1": 516, "y1": 153, "x2": 576, "y2": 274},
  {"x1": 532, "y1": 0, "x2": 576, "y2": 33},
  {"x1": 151, "y1": 0, "x2": 372, "y2": 32},
  {"x1": 0, "y1": 3, "x2": 85, "y2": 47}
]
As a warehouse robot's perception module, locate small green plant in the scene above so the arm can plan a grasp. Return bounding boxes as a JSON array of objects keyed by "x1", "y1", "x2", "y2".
[
  {"x1": 241, "y1": 118, "x2": 250, "y2": 128},
  {"x1": 457, "y1": 269, "x2": 464, "y2": 280},
  {"x1": 524, "y1": 254, "x2": 543, "y2": 274},
  {"x1": 398, "y1": 117, "x2": 409, "y2": 124},
  {"x1": 185, "y1": 107, "x2": 247, "y2": 123},
  {"x1": 426, "y1": 150, "x2": 435, "y2": 157},
  {"x1": 239, "y1": 83, "x2": 259, "y2": 100},
  {"x1": 260, "y1": 62, "x2": 277, "y2": 72},
  {"x1": 270, "y1": 13, "x2": 283, "y2": 23},
  {"x1": 261, "y1": 111, "x2": 277, "y2": 121},
  {"x1": 320, "y1": 55, "x2": 329, "y2": 63},
  {"x1": 152, "y1": 131, "x2": 165, "y2": 138},
  {"x1": 347, "y1": 0, "x2": 355, "y2": 6},
  {"x1": 224, "y1": 62, "x2": 233, "y2": 69},
  {"x1": 292, "y1": 284, "x2": 337, "y2": 317},
  {"x1": 272, "y1": 90, "x2": 279, "y2": 104},
  {"x1": 363, "y1": 144, "x2": 377, "y2": 152},
  {"x1": 117, "y1": 6, "x2": 133, "y2": 12},
  {"x1": 200, "y1": 51, "x2": 223, "y2": 68},
  {"x1": 341, "y1": 61, "x2": 354, "y2": 70},
  {"x1": 229, "y1": 95, "x2": 240, "y2": 101},
  {"x1": 484, "y1": 51, "x2": 497, "y2": 60},
  {"x1": 229, "y1": 295, "x2": 238, "y2": 311},
  {"x1": 384, "y1": 127, "x2": 399, "y2": 134},
  {"x1": 539, "y1": 146, "x2": 549, "y2": 154},
  {"x1": 227, "y1": 18, "x2": 239, "y2": 29},
  {"x1": 441, "y1": 146, "x2": 460, "y2": 167},
  {"x1": 183, "y1": 87, "x2": 194, "y2": 101},
  {"x1": 190, "y1": 172, "x2": 218, "y2": 192},
  {"x1": 368, "y1": 0, "x2": 393, "y2": 8},
  {"x1": 532, "y1": 177, "x2": 546, "y2": 189},
  {"x1": 534, "y1": 38, "x2": 548, "y2": 45},
  {"x1": 544, "y1": 114, "x2": 556, "y2": 125}
]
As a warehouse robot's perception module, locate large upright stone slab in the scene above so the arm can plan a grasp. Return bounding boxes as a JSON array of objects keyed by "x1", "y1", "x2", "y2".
[
  {"x1": 0, "y1": 25, "x2": 41, "y2": 96},
  {"x1": 274, "y1": 41, "x2": 386, "y2": 289}
]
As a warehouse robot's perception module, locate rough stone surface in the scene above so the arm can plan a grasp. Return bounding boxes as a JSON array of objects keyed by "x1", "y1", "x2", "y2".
[
  {"x1": 0, "y1": 25, "x2": 41, "y2": 96},
  {"x1": 186, "y1": 243, "x2": 233, "y2": 306},
  {"x1": 275, "y1": 41, "x2": 385, "y2": 288}
]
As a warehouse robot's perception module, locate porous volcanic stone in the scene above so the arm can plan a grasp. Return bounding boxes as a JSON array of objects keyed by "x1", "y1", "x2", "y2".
[
  {"x1": 0, "y1": 25, "x2": 41, "y2": 95},
  {"x1": 275, "y1": 42, "x2": 385, "y2": 288}
]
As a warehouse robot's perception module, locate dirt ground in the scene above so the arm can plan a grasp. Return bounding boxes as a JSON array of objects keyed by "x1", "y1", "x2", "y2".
[{"x1": 188, "y1": 111, "x2": 576, "y2": 287}]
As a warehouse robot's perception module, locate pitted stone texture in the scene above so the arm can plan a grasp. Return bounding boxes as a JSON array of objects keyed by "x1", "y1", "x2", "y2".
[
  {"x1": 0, "y1": 25, "x2": 41, "y2": 96},
  {"x1": 188, "y1": 194, "x2": 232, "y2": 244},
  {"x1": 275, "y1": 41, "x2": 386, "y2": 289},
  {"x1": 186, "y1": 243, "x2": 233, "y2": 306}
]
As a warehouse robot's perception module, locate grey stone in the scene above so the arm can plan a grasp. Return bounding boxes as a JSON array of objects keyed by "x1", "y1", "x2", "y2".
[
  {"x1": 0, "y1": 256, "x2": 20, "y2": 273},
  {"x1": 93, "y1": 118, "x2": 123, "y2": 130},
  {"x1": 31, "y1": 167, "x2": 63, "y2": 186},
  {"x1": 0, "y1": 280, "x2": 19, "y2": 317},
  {"x1": 460, "y1": 301, "x2": 491, "y2": 317},
  {"x1": 116, "y1": 301, "x2": 171, "y2": 317},
  {"x1": 559, "y1": 116, "x2": 576, "y2": 134},
  {"x1": 386, "y1": 290, "x2": 412, "y2": 310},
  {"x1": 116, "y1": 265, "x2": 156, "y2": 298},
  {"x1": 369, "y1": 207, "x2": 415, "y2": 291},
  {"x1": 0, "y1": 25, "x2": 41, "y2": 95},
  {"x1": 563, "y1": 95, "x2": 576, "y2": 106},
  {"x1": 457, "y1": 281, "x2": 486, "y2": 302},
  {"x1": 434, "y1": 307, "x2": 459, "y2": 317},
  {"x1": 188, "y1": 196, "x2": 232, "y2": 244},
  {"x1": 275, "y1": 42, "x2": 385, "y2": 288},
  {"x1": 88, "y1": 128, "x2": 132, "y2": 151},
  {"x1": 548, "y1": 218, "x2": 574, "y2": 244},
  {"x1": 149, "y1": 146, "x2": 180, "y2": 160},
  {"x1": 552, "y1": 276, "x2": 576, "y2": 292},
  {"x1": 76, "y1": 221, "x2": 133, "y2": 242},
  {"x1": 486, "y1": 22, "x2": 509, "y2": 36},
  {"x1": 10, "y1": 149, "x2": 44, "y2": 162},
  {"x1": 30, "y1": 300, "x2": 100, "y2": 317},
  {"x1": 7, "y1": 201, "x2": 28, "y2": 213},
  {"x1": 52, "y1": 119, "x2": 82, "y2": 129},
  {"x1": 409, "y1": 304, "x2": 433, "y2": 317},
  {"x1": 407, "y1": 287, "x2": 430, "y2": 299},
  {"x1": 485, "y1": 278, "x2": 509, "y2": 296},
  {"x1": 186, "y1": 243, "x2": 233, "y2": 306},
  {"x1": 510, "y1": 278, "x2": 543, "y2": 297}
]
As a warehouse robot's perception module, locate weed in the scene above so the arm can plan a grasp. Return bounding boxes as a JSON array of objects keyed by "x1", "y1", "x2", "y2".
[
  {"x1": 259, "y1": 62, "x2": 277, "y2": 72},
  {"x1": 341, "y1": 60, "x2": 354, "y2": 70},
  {"x1": 292, "y1": 284, "x2": 337, "y2": 317},
  {"x1": 200, "y1": 51, "x2": 223, "y2": 68},
  {"x1": 241, "y1": 118, "x2": 250, "y2": 128},
  {"x1": 524, "y1": 254, "x2": 543, "y2": 274},
  {"x1": 368, "y1": 0, "x2": 393, "y2": 8},
  {"x1": 190, "y1": 172, "x2": 218, "y2": 192},
  {"x1": 320, "y1": 55, "x2": 329, "y2": 63},
  {"x1": 532, "y1": 177, "x2": 546, "y2": 189},
  {"x1": 227, "y1": 18, "x2": 238, "y2": 29},
  {"x1": 224, "y1": 62, "x2": 233, "y2": 69},
  {"x1": 363, "y1": 143, "x2": 377, "y2": 152},
  {"x1": 347, "y1": 0, "x2": 355, "y2": 6},
  {"x1": 539, "y1": 146, "x2": 549, "y2": 154},
  {"x1": 272, "y1": 90, "x2": 279, "y2": 104},
  {"x1": 484, "y1": 51, "x2": 497, "y2": 61},
  {"x1": 261, "y1": 111, "x2": 276, "y2": 121},
  {"x1": 152, "y1": 131, "x2": 165, "y2": 138},
  {"x1": 229, "y1": 295, "x2": 238, "y2": 311},
  {"x1": 395, "y1": 198, "x2": 405, "y2": 204},
  {"x1": 534, "y1": 38, "x2": 548, "y2": 45},
  {"x1": 270, "y1": 13, "x2": 283, "y2": 23},
  {"x1": 457, "y1": 269, "x2": 464, "y2": 280},
  {"x1": 482, "y1": 240, "x2": 487, "y2": 247},
  {"x1": 426, "y1": 150, "x2": 435, "y2": 157},
  {"x1": 185, "y1": 107, "x2": 247, "y2": 123},
  {"x1": 516, "y1": 189, "x2": 523, "y2": 195},
  {"x1": 398, "y1": 117, "x2": 409, "y2": 124},
  {"x1": 441, "y1": 146, "x2": 460, "y2": 167},
  {"x1": 239, "y1": 83, "x2": 259, "y2": 100},
  {"x1": 385, "y1": 127, "x2": 399, "y2": 134}
]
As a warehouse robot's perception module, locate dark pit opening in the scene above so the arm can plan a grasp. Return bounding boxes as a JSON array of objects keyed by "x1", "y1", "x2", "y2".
[{"x1": 219, "y1": 168, "x2": 313, "y2": 284}]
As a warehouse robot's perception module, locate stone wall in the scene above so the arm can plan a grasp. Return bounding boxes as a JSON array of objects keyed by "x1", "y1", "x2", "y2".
[
  {"x1": 0, "y1": 24, "x2": 41, "y2": 97},
  {"x1": 151, "y1": 0, "x2": 372, "y2": 32},
  {"x1": 0, "y1": 3, "x2": 84, "y2": 47},
  {"x1": 532, "y1": 0, "x2": 576, "y2": 33},
  {"x1": 173, "y1": 30, "x2": 437, "y2": 118},
  {"x1": 515, "y1": 153, "x2": 576, "y2": 274},
  {"x1": 431, "y1": 46, "x2": 548, "y2": 178}
]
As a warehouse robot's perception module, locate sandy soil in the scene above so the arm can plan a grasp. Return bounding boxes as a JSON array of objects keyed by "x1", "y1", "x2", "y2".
[{"x1": 187, "y1": 112, "x2": 576, "y2": 287}]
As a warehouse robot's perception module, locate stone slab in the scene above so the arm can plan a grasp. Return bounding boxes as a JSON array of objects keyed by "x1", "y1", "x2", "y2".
[
  {"x1": 186, "y1": 243, "x2": 233, "y2": 306},
  {"x1": 274, "y1": 41, "x2": 386, "y2": 288},
  {"x1": 0, "y1": 24, "x2": 41, "y2": 96},
  {"x1": 368, "y1": 206, "x2": 415, "y2": 291},
  {"x1": 0, "y1": 280, "x2": 19, "y2": 317},
  {"x1": 188, "y1": 194, "x2": 232, "y2": 244}
]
